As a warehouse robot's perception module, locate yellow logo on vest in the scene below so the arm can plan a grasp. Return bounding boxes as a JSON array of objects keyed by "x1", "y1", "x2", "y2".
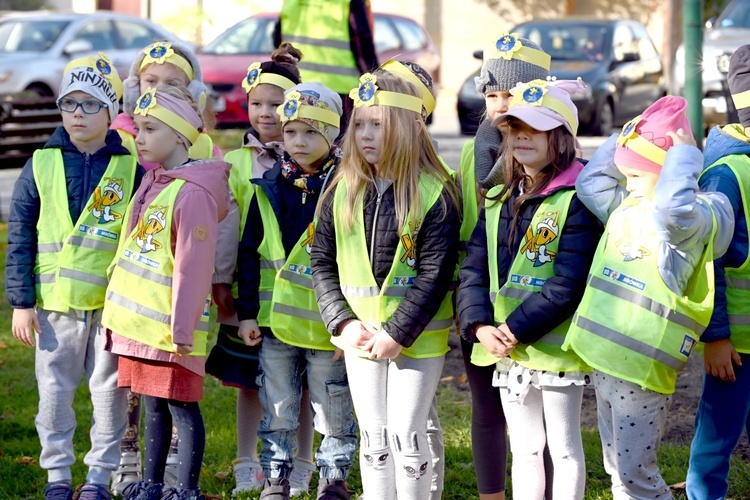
[
  {"x1": 134, "y1": 205, "x2": 168, "y2": 254},
  {"x1": 400, "y1": 219, "x2": 422, "y2": 268},
  {"x1": 520, "y1": 210, "x2": 560, "y2": 267},
  {"x1": 301, "y1": 222, "x2": 315, "y2": 254},
  {"x1": 87, "y1": 177, "x2": 125, "y2": 223}
]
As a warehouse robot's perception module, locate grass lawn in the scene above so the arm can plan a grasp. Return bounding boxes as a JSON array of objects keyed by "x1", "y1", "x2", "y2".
[{"x1": 1, "y1": 221, "x2": 749, "y2": 499}]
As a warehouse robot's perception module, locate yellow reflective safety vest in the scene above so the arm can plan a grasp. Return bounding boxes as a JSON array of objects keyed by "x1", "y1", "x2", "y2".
[
  {"x1": 563, "y1": 198, "x2": 716, "y2": 394},
  {"x1": 224, "y1": 148, "x2": 256, "y2": 299},
  {"x1": 117, "y1": 129, "x2": 215, "y2": 162},
  {"x1": 333, "y1": 175, "x2": 454, "y2": 358},
  {"x1": 32, "y1": 149, "x2": 136, "y2": 312},
  {"x1": 702, "y1": 154, "x2": 750, "y2": 353},
  {"x1": 102, "y1": 180, "x2": 210, "y2": 356},
  {"x1": 280, "y1": 0, "x2": 359, "y2": 94},
  {"x1": 459, "y1": 140, "x2": 478, "y2": 265},
  {"x1": 254, "y1": 187, "x2": 286, "y2": 327},
  {"x1": 471, "y1": 186, "x2": 587, "y2": 372}
]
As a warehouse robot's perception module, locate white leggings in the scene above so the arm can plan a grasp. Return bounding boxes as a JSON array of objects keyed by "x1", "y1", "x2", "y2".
[
  {"x1": 345, "y1": 353, "x2": 444, "y2": 500},
  {"x1": 501, "y1": 384, "x2": 586, "y2": 500}
]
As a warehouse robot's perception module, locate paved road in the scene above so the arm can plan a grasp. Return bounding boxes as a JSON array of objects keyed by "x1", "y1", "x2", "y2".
[{"x1": 0, "y1": 112, "x2": 607, "y2": 222}]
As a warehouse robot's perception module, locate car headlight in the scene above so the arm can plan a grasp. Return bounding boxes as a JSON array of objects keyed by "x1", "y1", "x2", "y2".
[{"x1": 700, "y1": 46, "x2": 724, "y2": 80}]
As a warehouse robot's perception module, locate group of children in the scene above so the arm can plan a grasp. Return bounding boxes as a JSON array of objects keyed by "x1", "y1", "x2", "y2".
[{"x1": 5, "y1": 25, "x2": 750, "y2": 500}]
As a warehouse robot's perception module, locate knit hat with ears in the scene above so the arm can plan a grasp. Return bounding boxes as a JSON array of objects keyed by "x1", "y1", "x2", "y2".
[
  {"x1": 122, "y1": 40, "x2": 208, "y2": 116},
  {"x1": 278, "y1": 82, "x2": 343, "y2": 146},
  {"x1": 475, "y1": 33, "x2": 551, "y2": 94},
  {"x1": 613, "y1": 96, "x2": 692, "y2": 174},
  {"x1": 728, "y1": 44, "x2": 750, "y2": 128}
]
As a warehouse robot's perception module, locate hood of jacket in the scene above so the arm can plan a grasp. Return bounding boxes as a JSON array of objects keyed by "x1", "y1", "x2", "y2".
[
  {"x1": 704, "y1": 125, "x2": 750, "y2": 167},
  {"x1": 540, "y1": 160, "x2": 585, "y2": 195},
  {"x1": 158, "y1": 158, "x2": 231, "y2": 221}
]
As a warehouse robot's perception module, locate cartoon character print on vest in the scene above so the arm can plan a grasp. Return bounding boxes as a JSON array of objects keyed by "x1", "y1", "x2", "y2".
[
  {"x1": 301, "y1": 222, "x2": 315, "y2": 254},
  {"x1": 87, "y1": 177, "x2": 126, "y2": 224},
  {"x1": 134, "y1": 205, "x2": 168, "y2": 253},
  {"x1": 400, "y1": 218, "x2": 422, "y2": 268},
  {"x1": 520, "y1": 209, "x2": 561, "y2": 267},
  {"x1": 404, "y1": 461, "x2": 429, "y2": 479},
  {"x1": 614, "y1": 223, "x2": 652, "y2": 262}
]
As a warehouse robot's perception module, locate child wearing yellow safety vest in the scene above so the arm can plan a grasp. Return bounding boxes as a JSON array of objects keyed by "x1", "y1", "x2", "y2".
[
  {"x1": 458, "y1": 78, "x2": 600, "y2": 500},
  {"x1": 565, "y1": 96, "x2": 734, "y2": 499},
  {"x1": 234, "y1": 82, "x2": 357, "y2": 500},
  {"x1": 102, "y1": 85, "x2": 230, "y2": 500},
  {"x1": 312, "y1": 71, "x2": 460, "y2": 500},
  {"x1": 687, "y1": 44, "x2": 750, "y2": 499},
  {"x1": 7, "y1": 54, "x2": 143, "y2": 500}
]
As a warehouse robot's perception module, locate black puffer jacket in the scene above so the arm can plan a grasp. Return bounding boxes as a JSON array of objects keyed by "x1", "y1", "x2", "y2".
[
  {"x1": 6, "y1": 127, "x2": 144, "y2": 308},
  {"x1": 458, "y1": 166, "x2": 603, "y2": 345},
  {"x1": 311, "y1": 179, "x2": 461, "y2": 348}
]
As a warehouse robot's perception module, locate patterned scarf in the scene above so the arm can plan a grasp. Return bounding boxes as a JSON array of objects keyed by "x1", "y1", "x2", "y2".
[{"x1": 280, "y1": 146, "x2": 341, "y2": 193}]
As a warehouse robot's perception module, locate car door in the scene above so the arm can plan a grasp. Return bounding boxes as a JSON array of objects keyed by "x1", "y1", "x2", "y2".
[
  {"x1": 112, "y1": 19, "x2": 167, "y2": 77},
  {"x1": 629, "y1": 22, "x2": 664, "y2": 108},
  {"x1": 610, "y1": 23, "x2": 643, "y2": 121}
]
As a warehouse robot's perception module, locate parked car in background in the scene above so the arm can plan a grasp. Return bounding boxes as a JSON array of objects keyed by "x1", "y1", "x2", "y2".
[
  {"x1": 197, "y1": 12, "x2": 441, "y2": 128},
  {"x1": 672, "y1": 0, "x2": 750, "y2": 130},
  {"x1": 457, "y1": 18, "x2": 665, "y2": 136},
  {"x1": 0, "y1": 11, "x2": 185, "y2": 98}
]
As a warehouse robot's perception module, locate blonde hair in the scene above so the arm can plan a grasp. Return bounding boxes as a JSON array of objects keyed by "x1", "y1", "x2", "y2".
[{"x1": 322, "y1": 71, "x2": 460, "y2": 232}]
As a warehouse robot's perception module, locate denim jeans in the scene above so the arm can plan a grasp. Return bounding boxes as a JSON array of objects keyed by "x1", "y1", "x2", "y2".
[{"x1": 258, "y1": 329, "x2": 358, "y2": 480}]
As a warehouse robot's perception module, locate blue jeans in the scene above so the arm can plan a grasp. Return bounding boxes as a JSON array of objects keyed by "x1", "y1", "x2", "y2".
[
  {"x1": 258, "y1": 329, "x2": 357, "y2": 480},
  {"x1": 687, "y1": 352, "x2": 750, "y2": 500}
]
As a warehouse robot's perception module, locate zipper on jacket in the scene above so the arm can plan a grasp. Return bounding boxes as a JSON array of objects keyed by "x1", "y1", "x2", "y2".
[
  {"x1": 302, "y1": 191, "x2": 307, "y2": 205},
  {"x1": 369, "y1": 190, "x2": 383, "y2": 269}
]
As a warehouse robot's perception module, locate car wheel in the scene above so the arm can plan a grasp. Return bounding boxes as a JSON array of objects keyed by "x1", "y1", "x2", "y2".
[
  {"x1": 592, "y1": 99, "x2": 614, "y2": 136},
  {"x1": 25, "y1": 83, "x2": 54, "y2": 98}
]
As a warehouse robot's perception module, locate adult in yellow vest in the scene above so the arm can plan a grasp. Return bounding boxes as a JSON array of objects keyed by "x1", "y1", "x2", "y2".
[
  {"x1": 565, "y1": 96, "x2": 733, "y2": 500},
  {"x1": 458, "y1": 78, "x2": 601, "y2": 500},
  {"x1": 276, "y1": 0, "x2": 378, "y2": 134},
  {"x1": 687, "y1": 44, "x2": 750, "y2": 500},
  {"x1": 8, "y1": 56, "x2": 143, "y2": 499},
  {"x1": 311, "y1": 71, "x2": 460, "y2": 500},
  {"x1": 103, "y1": 86, "x2": 231, "y2": 499}
]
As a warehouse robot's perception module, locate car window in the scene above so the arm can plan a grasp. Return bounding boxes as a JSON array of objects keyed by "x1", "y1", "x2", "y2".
[
  {"x1": 374, "y1": 16, "x2": 400, "y2": 53},
  {"x1": 0, "y1": 19, "x2": 69, "y2": 52},
  {"x1": 630, "y1": 23, "x2": 658, "y2": 60},
  {"x1": 73, "y1": 20, "x2": 117, "y2": 51},
  {"x1": 115, "y1": 20, "x2": 161, "y2": 50},
  {"x1": 718, "y1": 0, "x2": 750, "y2": 28},
  {"x1": 392, "y1": 17, "x2": 425, "y2": 51},
  {"x1": 515, "y1": 23, "x2": 611, "y2": 62},
  {"x1": 612, "y1": 24, "x2": 637, "y2": 61},
  {"x1": 202, "y1": 16, "x2": 274, "y2": 54}
]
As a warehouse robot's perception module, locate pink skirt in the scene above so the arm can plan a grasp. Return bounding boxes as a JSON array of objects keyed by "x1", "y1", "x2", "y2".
[{"x1": 118, "y1": 356, "x2": 204, "y2": 402}]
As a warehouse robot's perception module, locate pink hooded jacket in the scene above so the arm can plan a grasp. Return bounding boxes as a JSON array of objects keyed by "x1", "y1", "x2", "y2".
[{"x1": 110, "y1": 158, "x2": 231, "y2": 375}]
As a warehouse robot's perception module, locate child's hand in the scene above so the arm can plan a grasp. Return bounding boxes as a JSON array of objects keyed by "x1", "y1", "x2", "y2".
[
  {"x1": 475, "y1": 324, "x2": 513, "y2": 358},
  {"x1": 704, "y1": 338, "x2": 742, "y2": 382},
  {"x1": 172, "y1": 343, "x2": 194, "y2": 356},
  {"x1": 338, "y1": 319, "x2": 376, "y2": 349},
  {"x1": 238, "y1": 319, "x2": 262, "y2": 346},
  {"x1": 363, "y1": 330, "x2": 403, "y2": 360},
  {"x1": 497, "y1": 323, "x2": 518, "y2": 348},
  {"x1": 212, "y1": 283, "x2": 235, "y2": 317},
  {"x1": 332, "y1": 348, "x2": 344, "y2": 362},
  {"x1": 666, "y1": 128, "x2": 696, "y2": 147},
  {"x1": 12, "y1": 308, "x2": 40, "y2": 346}
]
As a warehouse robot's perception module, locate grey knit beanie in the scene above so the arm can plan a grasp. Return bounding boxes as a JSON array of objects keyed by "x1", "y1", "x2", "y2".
[
  {"x1": 475, "y1": 36, "x2": 550, "y2": 94},
  {"x1": 728, "y1": 44, "x2": 750, "y2": 128}
]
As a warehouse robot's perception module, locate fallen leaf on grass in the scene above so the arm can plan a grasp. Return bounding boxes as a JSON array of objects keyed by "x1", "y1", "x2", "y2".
[
  {"x1": 1, "y1": 412, "x2": 14, "y2": 419},
  {"x1": 458, "y1": 374, "x2": 467, "y2": 384},
  {"x1": 440, "y1": 376, "x2": 453, "y2": 382},
  {"x1": 18, "y1": 456, "x2": 36, "y2": 465},
  {"x1": 0, "y1": 340, "x2": 7, "y2": 348},
  {"x1": 214, "y1": 471, "x2": 229, "y2": 480}
]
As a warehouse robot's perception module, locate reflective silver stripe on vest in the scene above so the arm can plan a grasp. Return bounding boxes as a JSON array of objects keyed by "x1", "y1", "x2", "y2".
[
  {"x1": 425, "y1": 318, "x2": 454, "y2": 331},
  {"x1": 58, "y1": 267, "x2": 109, "y2": 288},
  {"x1": 38, "y1": 242, "x2": 63, "y2": 253},
  {"x1": 67, "y1": 235, "x2": 118, "y2": 253},
  {"x1": 383, "y1": 286, "x2": 410, "y2": 297},
  {"x1": 589, "y1": 276, "x2": 705, "y2": 334},
  {"x1": 261, "y1": 259, "x2": 285, "y2": 270},
  {"x1": 500, "y1": 287, "x2": 533, "y2": 301},
  {"x1": 727, "y1": 276, "x2": 750, "y2": 290},
  {"x1": 489, "y1": 291, "x2": 497, "y2": 302},
  {"x1": 729, "y1": 314, "x2": 750, "y2": 326},
  {"x1": 259, "y1": 291, "x2": 274, "y2": 301},
  {"x1": 106, "y1": 290, "x2": 170, "y2": 324},
  {"x1": 538, "y1": 332, "x2": 565, "y2": 346},
  {"x1": 574, "y1": 314, "x2": 685, "y2": 370},
  {"x1": 282, "y1": 34, "x2": 350, "y2": 50},
  {"x1": 278, "y1": 269, "x2": 313, "y2": 289},
  {"x1": 196, "y1": 321, "x2": 209, "y2": 332},
  {"x1": 35, "y1": 274, "x2": 56, "y2": 284},
  {"x1": 341, "y1": 284, "x2": 380, "y2": 298},
  {"x1": 117, "y1": 258, "x2": 173, "y2": 286},
  {"x1": 298, "y1": 61, "x2": 360, "y2": 77},
  {"x1": 273, "y1": 302, "x2": 321, "y2": 321}
]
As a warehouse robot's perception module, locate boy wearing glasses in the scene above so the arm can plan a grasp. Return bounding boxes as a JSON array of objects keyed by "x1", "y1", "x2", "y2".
[{"x1": 6, "y1": 54, "x2": 144, "y2": 500}]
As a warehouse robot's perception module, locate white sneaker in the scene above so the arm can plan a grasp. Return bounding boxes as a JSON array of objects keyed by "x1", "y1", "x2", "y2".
[
  {"x1": 232, "y1": 457, "x2": 264, "y2": 496},
  {"x1": 288, "y1": 459, "x2": 316, "y2": 497},
  {"x1": 111, "y1": 450, "x2": 142, "y2": 495},
  {"x1": 163, "y1": 452, "x2": 179, "y2": 487}
]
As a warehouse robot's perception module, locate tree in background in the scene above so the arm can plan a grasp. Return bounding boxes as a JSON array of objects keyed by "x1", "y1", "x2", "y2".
[{"x1": 0, "y1": 0, "x2": 49, "y2": 9}]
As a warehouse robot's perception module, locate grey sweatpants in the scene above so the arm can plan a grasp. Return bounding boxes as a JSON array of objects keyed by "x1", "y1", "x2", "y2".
[
  {"x1": 35, "y1": 308, "x2": 128, "y2": 485},
  {"x1": 345, "y1": 353, "x2": 444, "y2": 500}
]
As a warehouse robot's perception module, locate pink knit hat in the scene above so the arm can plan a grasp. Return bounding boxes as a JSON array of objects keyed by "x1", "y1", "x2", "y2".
[{"x1": 613, "y1": 96, "x2": 692, "y2": 174}]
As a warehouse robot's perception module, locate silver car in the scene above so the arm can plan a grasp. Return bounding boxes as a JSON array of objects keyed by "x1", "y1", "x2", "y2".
[{"x1": 0, "y1": 11, "x2": 184, "y2": 97}]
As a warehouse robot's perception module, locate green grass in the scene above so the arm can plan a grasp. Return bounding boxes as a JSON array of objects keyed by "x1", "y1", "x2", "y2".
[{"x1": 1, "y1": 221, "x2": 749, "y2": 499}]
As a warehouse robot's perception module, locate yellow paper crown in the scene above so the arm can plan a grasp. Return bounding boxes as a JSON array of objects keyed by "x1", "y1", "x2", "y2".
[
  {"x1": 509, "y1": 79, "x2": 578, "y2": 135},
  {"x1": 486, "y1": 33, "x2": 551, "y2": 70},
  {"x1": 277, "y1": 91, "x2": 341, "y2": 127},
  {"x1": 349, "y1": 73, "x2": 423, "y2": 113},
  {"x1": 64, "y1": 52, "x2": 124, "y2": 99},
  {"x1": 616, "y1": 116, "x2": 667, "y2": 165},
  {"x1": 242, "y1": 62, "x2": 297, "y2": 94},
  {"x1": 379, "y1": 59, "x2": 436, "y2": 117},
  {"x1": 139, "y1": 42, "x2": 194, "y2": 81},
  {"x1": 133, "y1": 87, "x2": 200, "y2": 144}
]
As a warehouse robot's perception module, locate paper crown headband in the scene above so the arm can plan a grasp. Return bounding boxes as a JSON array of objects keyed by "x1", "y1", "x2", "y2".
[
  {"x1": 349, "y1": 73, "x2": 423, "y2": 113},
  {"x1": 242, "y1": 62, "x2": 297, "y2": 94},
  {"x1": 510, "y1": 79, "x2": 578, "y2": 135},
  {"x1": 139, "y1": 42, "x2": 194, "y2": 81},
  {"x1": 64, "y1": 52, "x2": 123, "y2": 99},
  {"x1": 134, "y1": 87, "x2": 200, "y2": 144},
  {"x1": 379, "y1": 59, "x2": 436, "y2": 116},
  {"x1": 486, "y1": 33, "x2": 551, "y2": 70},
  {"x1": 616, "y1": 115, "x2": 667, "y2": 166},
  {"x1": 276, "y1": 91, "x2": 341, "y2": 127}
]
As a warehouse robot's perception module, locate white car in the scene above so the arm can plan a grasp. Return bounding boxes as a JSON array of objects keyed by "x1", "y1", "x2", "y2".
[{"x1": 0, "y1": 11, "x2": 185, "y2": 97}]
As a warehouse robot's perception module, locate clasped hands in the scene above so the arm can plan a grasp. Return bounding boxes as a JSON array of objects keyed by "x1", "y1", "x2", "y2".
[
  {"x1": 337, "y1": 319, "x2": 403, "y2": 361},
  {"x1": 474, "y1": 323, "x2": 518, "y2": 358}
]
